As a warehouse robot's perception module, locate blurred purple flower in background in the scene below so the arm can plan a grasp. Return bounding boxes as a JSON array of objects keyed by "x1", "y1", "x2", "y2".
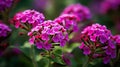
[
  {"x1": 62, "y1": 52, "x2": 73, "y2": 66},
  {"x1": 61, "y1": 3, "x2": 92, "y2": 21},
  {"x1": 79, "y1": 23, "x2": 116, "y2": 64},
  {"x1": 90, "y1": 0, "x2": 120, "y2": 14},
  {"x1": 12, "y1": 48, "x2": 21, "y2": 55},
  {"x1": 0, "y1": 21, "x2": 11, "y2": 57},
  {"x1": 28, "y1": 20, "x2": 69, "y2": 50},
  {"x1": 115, "y1": 21, "x2": 120, "y2": 34},
  {"x1": 0, "y1": 21, "x2": 11, "y2": 37},
  {"x1": 33, "y1": 0, "x2": 48, "y2": 12},
  {"x1": 100, "y1": 0, "x2": 120, "y2": 14},
  {"x1": 0, "y1": 0, "x2": 13, "y2": 11}
]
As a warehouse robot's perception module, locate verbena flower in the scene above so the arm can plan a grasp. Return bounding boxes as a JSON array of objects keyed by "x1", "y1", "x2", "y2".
[
  {"x1": 28, "y1": 20, "x2": 69, "y2": 50},
  {"x1": 0, "y1": 0, "x2": 13, "y2": 11},
  {"x1": 61, "y1": 3, "x2": 91, "y2": 21},
  {"x1": 54, "y1": 14, "x2": 80, "y2": 32},
  {"x1": 79, "y1": 23, "x2": 116, "y2": 64},
  {"x1": 11, "y1": 9, "x2": 45, "y2": 30},
  {"x1": 0, "y1": 21, "x2": 11, "y2": 37}
]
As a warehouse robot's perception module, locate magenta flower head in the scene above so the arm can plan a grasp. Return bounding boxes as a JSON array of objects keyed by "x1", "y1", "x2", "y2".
[
  {"x1": 79, "y1": 23, "x2": 116, "y2": 64},
  {"x1": 28, "y1": 20, "x2": 69, "y2": 50},
  {"x1": 61, "y1": 3, "x2": 91, "y2": 21},
  {"x1": 54, "y1": 14, "x2": 80, "y2": 32},
  {"x1": 0, "y1": 21, "x2": 11, "y2": 37},
  {"x1": 11, "y1": 9, "x2": 45, "y2": 31},
  {"x1": 0, "y1": 0, "x2": 13, "y2": 11}
]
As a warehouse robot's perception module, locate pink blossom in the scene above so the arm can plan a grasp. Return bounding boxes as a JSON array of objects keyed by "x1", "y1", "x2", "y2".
[
  {"x1": 28, "y1": 20, "x2": 69, "y2": 50},
  {"x1": 79, "y1": 23, "x2": 116, "y2": 64}
]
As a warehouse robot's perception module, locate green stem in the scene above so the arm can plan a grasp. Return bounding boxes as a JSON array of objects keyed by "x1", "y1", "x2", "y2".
[
  {"x1": 48, "y1": 58, "x2": 51, "y2": 67},
  {"x1": 116, "y1": 49, "x2": 120, "y2": 62},
  {"x1": 113, "y1": 49, "x2": 120, "y2": 67},
  {"x1": 30, "y1": 45, "x2": 38, "y2": 67},
  {"x1": 82, "y1": 57, "x2": 89, "y2": 67},
  {"x1": 110, "y1": 61, "x2": 114, "y2": 67},
  {"x1": 1, "y1": 11, "x2": 10, "y2": 25},
  {"x1": 48, "y1": 50, "x2": 51, "y2": 67}
]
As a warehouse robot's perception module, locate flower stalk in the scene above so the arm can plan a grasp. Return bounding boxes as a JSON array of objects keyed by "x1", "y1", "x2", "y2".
[
  {"x1": 30, "y1": 45, "x2": 38, "y2": 67},
  {"x1": 82, "y1": 57, "x2": 89, "y2": 67},
  {"x1": 48, "y1": 50, "x2": 51, "y2": 67}
]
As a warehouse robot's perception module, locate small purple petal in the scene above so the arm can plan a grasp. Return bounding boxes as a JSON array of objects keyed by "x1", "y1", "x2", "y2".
[
  {"x1": 36, "y1": 42, "x2": 43, "y2": 49},
  {"x1": 111, "y1": 50, "x2": 116, "y2": 58},
  {"x1": 83, "y1": 46, "x2": 91, "y2": 55},
  {"x1": 108, "y1": 40, "x2": 115, "y2": 49},
  {"x1": 105, "y1": 47, "x2": 112, "y2": 55},
  {"x1": 29, "y1": 36, "x2": 35, "y2": 44},
  {"x1": 52, "y1": 35, "x2": 60, "y2": 42},
  {"x1": 103, "y1": 56, "x2": 110, "y2": 64},
  {"x1": 99, "y1": 35, "x2": 107, "y2": 43},
  {"x1": 43, "y1": 43, "x2": 52, "y2": 50},
  {"x1": 90, "y1": 35, "x2": 96, "y2": 42},
  {"x1": 60, "y1": 40, "x2": 66, "y2": 47},
  {"x1": 79, "y1": 42, "x2": 85, "y2": 49},
  {"x1": 41, "y1": 34, "x2": 49, "y2": 41},
  {"x1": 62, "y1": 55, "x2": 71, "y2": 65}
]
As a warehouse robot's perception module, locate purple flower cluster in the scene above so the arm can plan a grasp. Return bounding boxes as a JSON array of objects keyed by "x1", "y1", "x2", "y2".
[
  {"x1": 0, "y1": 0, "x2": 13, "y2": 11},
  {"x1": 28, "y1": 20, "x2": 69, "y2": 50},
  {"x1": 54, "y1": 14, "x2": 80, "y2": 32},
  {"x1": 11, "y1": 9, "x2": 45, "y2": 30},
  {"x1": 0, "y1": 22, "x2": 11, "y2": 37},
  {"x1": 79, "y1": 23, "x2": 116, "y2": 64},
  {"x1": 61, "y1": 3, "x2": 91, "y2": 21}
]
